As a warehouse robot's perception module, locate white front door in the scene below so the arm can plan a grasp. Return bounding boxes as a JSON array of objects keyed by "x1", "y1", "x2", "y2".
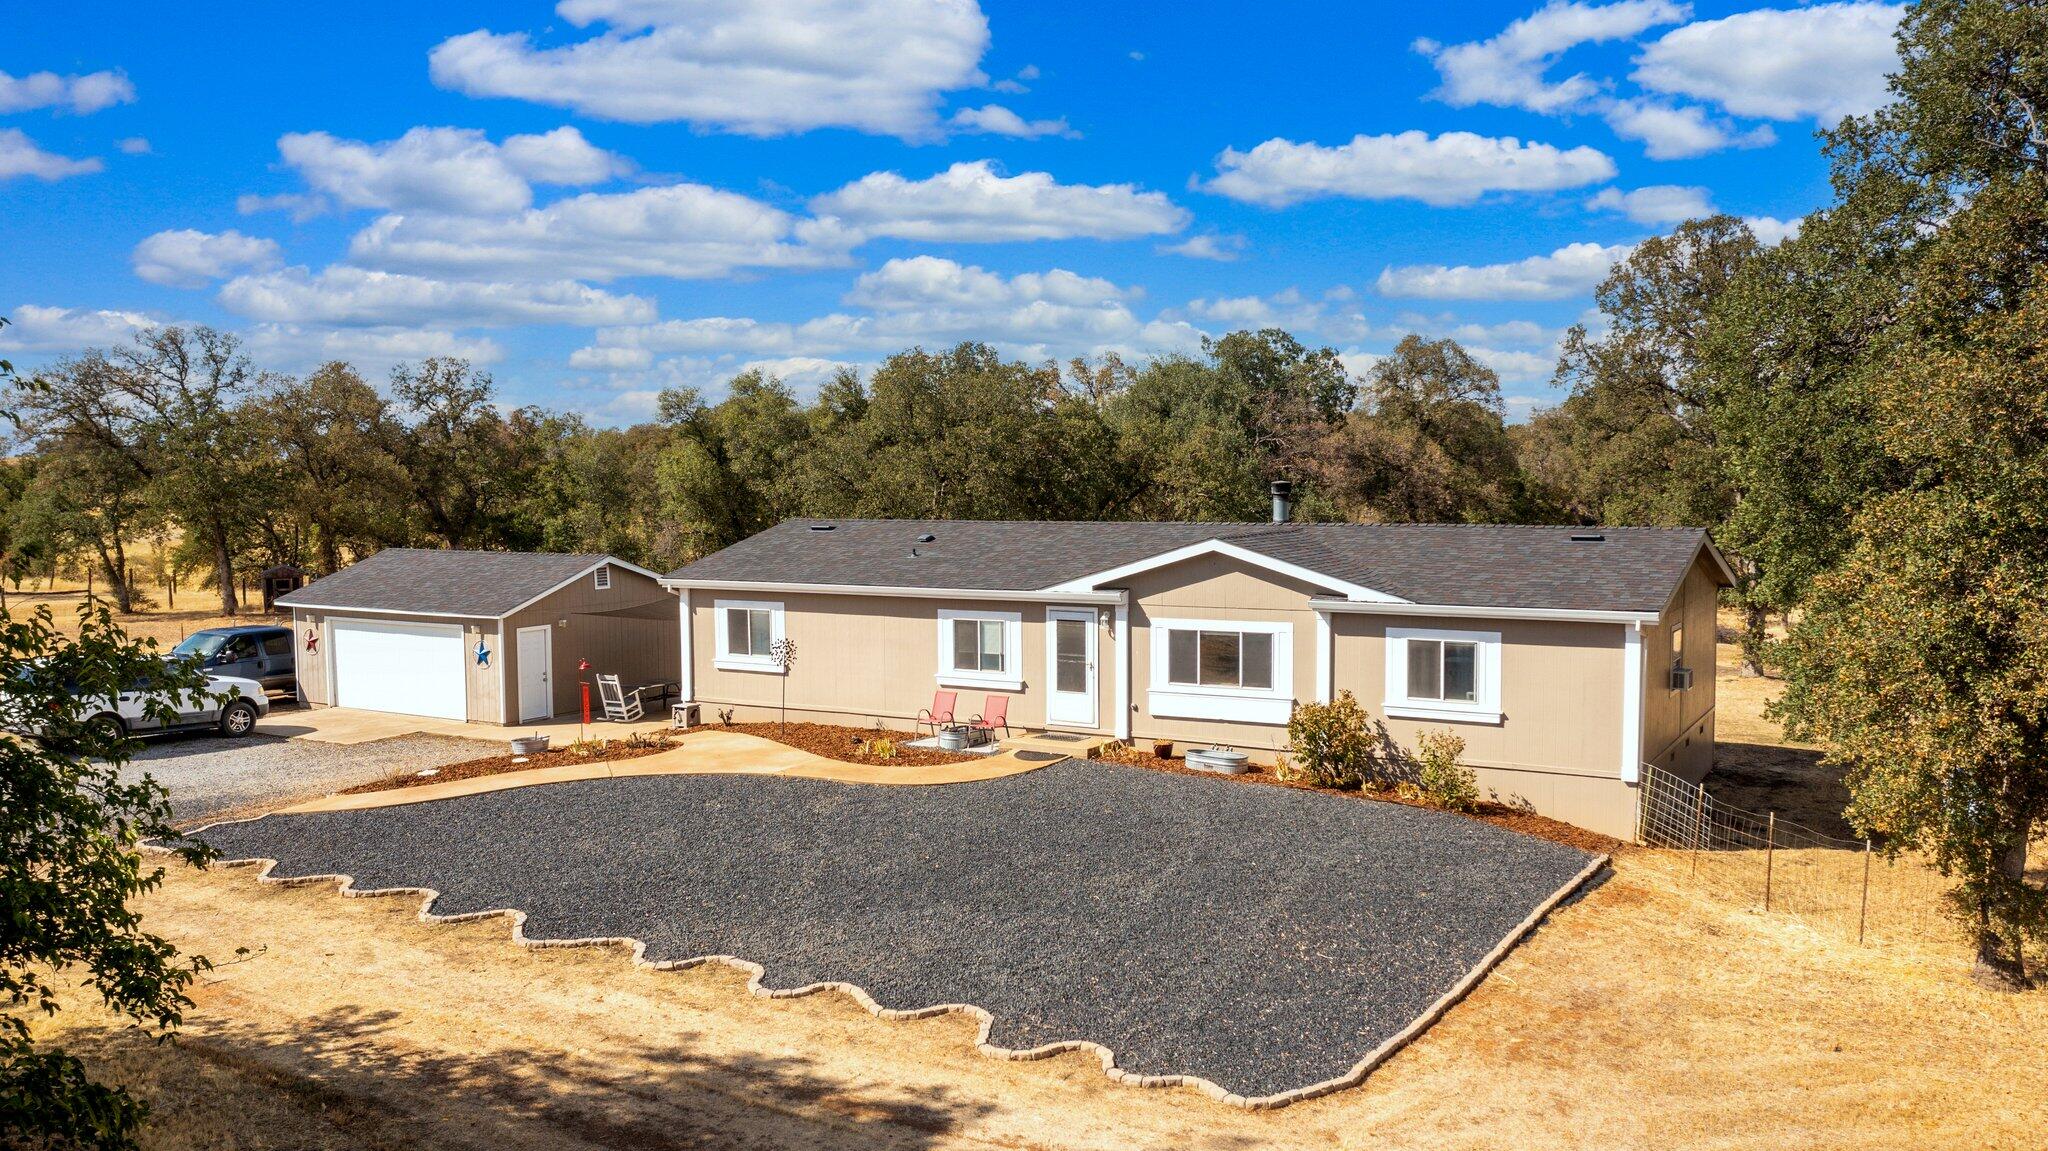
[
  {"x1": 516, "y1": 625, "x2": 553, "y2": 721},
  {"x1": 1045, "y1": 608, "x2": 1097, "y2": 729}
]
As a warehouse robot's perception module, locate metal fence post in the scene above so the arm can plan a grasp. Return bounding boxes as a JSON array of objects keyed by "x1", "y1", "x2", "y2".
[
  {"x1": 1764, "y1": 811, "x2": 1776, "y2": 913},
  {"x1": 1691, "y1": 781, "x2": 1708, "y2": 877},
  {"x1": 1858, "y1": 839, "x2": 1872, "y2": 945}
]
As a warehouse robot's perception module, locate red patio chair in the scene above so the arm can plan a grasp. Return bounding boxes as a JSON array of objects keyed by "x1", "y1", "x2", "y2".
[
  {"x1": 967, "y1": 693, "x2": 1011, "y2": 744},
  {"x1": 916, "y1": 690, "x2": 957, "y2": 739}
]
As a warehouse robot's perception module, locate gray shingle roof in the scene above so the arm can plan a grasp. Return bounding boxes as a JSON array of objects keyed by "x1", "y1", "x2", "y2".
[
  {"x1": 278, "y1": 549, "x2": 610, "y2": 618},
  {"x1": 665, "y1": 519, "x2": 1724, "y2": 614}
]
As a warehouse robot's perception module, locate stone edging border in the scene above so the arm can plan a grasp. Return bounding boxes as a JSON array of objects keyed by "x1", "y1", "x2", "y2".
[{"x1": 156, "y1": 816, "x2": 1608, "y2": 1110}]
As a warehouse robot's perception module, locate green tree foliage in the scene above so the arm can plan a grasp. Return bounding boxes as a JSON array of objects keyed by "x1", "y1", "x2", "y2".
[
  {"x1": 254, "y1": 362, "x2": 411, "y2": 573},
  {"x1": 1756, "y1": 0, "x2": 2048, "y2": 986},
  {"x1": 656, "y1": 371, "x2": 814, "y2": 557},
  {"x1": 388, "y1": 358, "x2": 544, "y2": 549},
  {"x1": 1316, "y1": 335, "x2": 1538, "y2": 523},
  {"x1": 1533, "y1": 217, "x2": 1765, "y2": 666},
  {"x1": 1281, "y1": 690, "x2": 1379, "y2": 789},
  {"x1": 0, "y1": 605, "x2": 216, "y2": 1148}
]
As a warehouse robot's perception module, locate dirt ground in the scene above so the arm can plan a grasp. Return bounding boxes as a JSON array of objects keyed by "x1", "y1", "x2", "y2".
[{"x1": 23, "y1": 630, "x2": 2048, "y2": 1150}]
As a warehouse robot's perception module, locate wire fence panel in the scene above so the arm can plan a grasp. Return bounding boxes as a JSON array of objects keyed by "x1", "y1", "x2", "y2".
[{"x1": 1635, "y1": 764, "x2": 1954, "y2": 947}]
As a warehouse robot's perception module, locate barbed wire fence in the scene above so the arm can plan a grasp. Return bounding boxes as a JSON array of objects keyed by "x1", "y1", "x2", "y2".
[{"x1": 1635, "y1": 764, "x2": 1955, "y2": 947}]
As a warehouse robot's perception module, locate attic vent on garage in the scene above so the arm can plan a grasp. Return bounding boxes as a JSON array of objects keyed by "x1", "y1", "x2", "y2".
[
  {"x1": 809, "y1": 524, "x2": 837, "y2": 532},
  {"x1": 593, "y1": 565, "x2": 611, "y2": 590},
  {"x1": 1568, "y1": 533, "x2": 1606, "y2": 543}
]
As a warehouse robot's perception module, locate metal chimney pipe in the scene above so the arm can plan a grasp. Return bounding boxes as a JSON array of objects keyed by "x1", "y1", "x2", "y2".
[{"x1": 1269, "y1": 479, "x2": 1294, "y2": 524}]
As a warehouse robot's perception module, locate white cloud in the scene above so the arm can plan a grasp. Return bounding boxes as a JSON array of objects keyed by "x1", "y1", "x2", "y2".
[
  {"x1": 132, "y1": 229, "x2": 283, "y2": 287},
  {"x1": 947, "y1": 104, "x2": 1076, "y2": 138},
  {"x1": 811, "y1": 161, "x2": 1186, "y2": 244},
  {"x1": 990, "y1": 64, "x2": 1038, "y2": 94},
  {"x1": 1204, "y1": 130, "x2": 1615, "y2": 208},
  {"x1": 1159, "y1": 233, "x2": 1248, "y2": 261},
  {"x1": 0, "y1": 69, "x2": 135, "y2": 115},
  {"x1": 0, "y1": 129, "x2": 102, "y2": 181},
  {"x1": 1466, "y1": 345, "x2": 1556, "y2": 383},
  {"x1": 240, "y1": 324, "x2": 503, "y2": 374},
  {"x1": 568, "y1": 345, "x2": 655, "y2": 371},
  {"x1": 218, "y1": 266, "x2": 655, "y2": 327},
  {"x1": 347, "y1": 181, "x2": 838, "y2": 282},
  {"x1": 1376, "y1": 241, "x2": 1633, "y2": 300},
  {"x1": 1415, "y1": 0, "x2": 1690, "y2": 113},
  {"x1": 1406, "y1": 317, "x2": 1561, "y2": 347},
  {"x1": 1586, "y1": 183, "x2": 1714, "y2": 224},
  {"x1": 274, "y1": 126, "x2": 625, "y2": 215},
  {"x1": 236, "y1": 192, "x2": 329, "y2": 221},
  {"x1": 1744, "y1": 215, "x2": 1804, "y2": 245},
  {"x1": 1602, "y1": 97, "x2": 1775, "y2": 159},
  {"x1": 0, "y1": 304, "x2": 163, "y2": 353},
  {"x1": 116, "y1": 136, "x2": 151, "y2": 155},
  {"x1": 1632, "y1": 2, "x2": 1903, "y2": 122},
  {"x1": 580, "y1": 256, "x2": 1207, "y2": 366},
  {"x1": 1178, "y1": 288, "x2": 1327, "y2": 332},
  {"x1": 428, "y1": 0, "x2": 992, "y2": 139}
]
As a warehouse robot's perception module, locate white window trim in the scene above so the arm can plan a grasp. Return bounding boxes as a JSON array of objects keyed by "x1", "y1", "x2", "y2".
[
  {"x1": 1146, "y1": 617, "x2": 1293, "y2": 725},
  {"x1": 1384, "y1": 626, "x2": 1502, "y2": 725},
  {"x1": 593, "y1": 566, "x2": 611, "y2": 590},
  {"x1": 713, "y1": 599, "x2": 786, "y2": 674},
  {"x1": 936, "y1": 608, "x2": 1023, "y2": 690}
]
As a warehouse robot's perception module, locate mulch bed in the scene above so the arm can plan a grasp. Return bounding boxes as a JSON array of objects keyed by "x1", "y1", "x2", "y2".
[
  {"x1": 1098, "y1": 746, "x2": 1621, "y2": 854},
  {"x1": 339, "y1": 736, "x2": 679, "y2": 795},
  {"x1": 686, "y1": 721, "x2": 982, "y2": 767}
]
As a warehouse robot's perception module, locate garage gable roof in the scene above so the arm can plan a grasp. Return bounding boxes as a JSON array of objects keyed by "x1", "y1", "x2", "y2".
[{"x1": 279, "y1": 549, "x2": 654, "y2": 619}]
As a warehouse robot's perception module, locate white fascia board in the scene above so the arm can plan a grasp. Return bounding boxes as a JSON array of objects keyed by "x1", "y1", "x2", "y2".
[
  {"x1": 275, "y1": 602, "x2": 495, "y2": 621},
  {"x1": 660, "y1": 578, "x2": 1125, "y2": 606},
  {"x1": 1045, "y1": 538, "x2": 1406, "y2": 602},
  {"x1": 1308, "y1": 597, "x2": 1660, "y2": 626}
]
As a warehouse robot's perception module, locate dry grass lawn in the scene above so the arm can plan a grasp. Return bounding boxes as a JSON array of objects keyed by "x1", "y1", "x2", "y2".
[{"x1": 23, "y1": 630, "x2": 2048, "y2": 1149}]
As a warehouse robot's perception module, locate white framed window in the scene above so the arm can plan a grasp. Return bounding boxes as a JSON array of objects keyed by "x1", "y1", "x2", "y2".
[
  {"x1": 1147, "y1": 618, "x2": 1292, "y2": 725},
  {"x1": 593, "y1": 566, "x2": 612, "y2": 591},
  {"x1": 1384, "y1": 626, "x2": 1501, "y2": 724},
  {"x1": 936, "y1": 608, "x2": 1023, "y2": 690},
  {"x1": 714, "y1": 599, "x2": 785, "y2": 673}
]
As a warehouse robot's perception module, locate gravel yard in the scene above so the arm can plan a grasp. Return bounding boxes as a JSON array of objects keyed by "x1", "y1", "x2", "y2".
[
  {"x1": 127, "y1": 730, "x2": 501, "y2": 825},
  {"x1": 196, "y1": 758, "x2": 1599, "y2": 1100}
]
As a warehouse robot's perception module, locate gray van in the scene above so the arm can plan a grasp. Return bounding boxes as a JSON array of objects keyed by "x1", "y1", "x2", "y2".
[{"x1": 170, "y1": 625, "x2": 296, "y2": 694}]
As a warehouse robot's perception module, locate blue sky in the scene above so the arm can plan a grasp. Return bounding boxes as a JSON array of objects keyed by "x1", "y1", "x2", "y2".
[{"x1": 3, "y1": 1, "x2": 1901, "y2": 422}]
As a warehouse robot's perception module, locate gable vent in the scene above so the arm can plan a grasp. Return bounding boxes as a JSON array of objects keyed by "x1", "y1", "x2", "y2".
[
  {"x1": 1568, "y1": 533, "x2": 1606, "y2": 543},
  {"x1": 593, "y1": 565, "x2": 612, "y2": 590}
]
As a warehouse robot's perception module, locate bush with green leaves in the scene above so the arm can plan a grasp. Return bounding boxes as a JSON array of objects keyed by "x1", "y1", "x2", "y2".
[
  {"x1": 1412, "y1": 729, "x2": 1479, "y2": 812},
  {"x1": 1, "y1": 604, "x2": 216, "y2": 1150},
  {"x1": 1281, "y1": 690, "x2": 1377, "y2": 789}
]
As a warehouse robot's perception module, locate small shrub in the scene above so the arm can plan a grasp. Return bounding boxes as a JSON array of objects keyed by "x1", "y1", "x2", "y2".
[
  {"x1": 1094, "y1": 740, "x2": 1151, "y2": 766},
  {"x1": 1414, "y1": 729, "x2": 1479, "y2": 811},
  {"x1": 857, "y1": 737, "x2": 898, "y2": 759},
  {"x1": 717, "y1": 707, "x2": 734, "y2": 726},
  {"x1": 1281, "y1": 690, "x2": 1376, "y2": 789}
]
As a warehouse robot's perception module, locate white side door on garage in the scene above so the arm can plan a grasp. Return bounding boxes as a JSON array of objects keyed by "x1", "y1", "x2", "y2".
[{"x1": 332, "y1": 617, "x2": 467, "y2": 721}]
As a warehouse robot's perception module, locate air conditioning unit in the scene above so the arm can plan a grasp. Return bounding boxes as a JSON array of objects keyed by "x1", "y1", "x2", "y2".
[{"x1": 1668, "y1": 666, "x2": 1695, "y2": 690}]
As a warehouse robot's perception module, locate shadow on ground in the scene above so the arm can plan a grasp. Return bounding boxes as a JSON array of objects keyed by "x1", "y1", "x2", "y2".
[
  {"x1": 63, "y1": 1002, "x2": 999, "y2": 1151},
  {"x1": 1706, "y1": 742, "x2": 1851, "y2": 838}
]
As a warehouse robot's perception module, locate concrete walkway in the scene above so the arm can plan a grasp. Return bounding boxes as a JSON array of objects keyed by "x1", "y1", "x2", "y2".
[
  {"x1": 257, "y1": 704, "x2": 669, "y2": 746},
  {"x1": 278, "y1": 728, "x2": 1056, "y2": 814}
]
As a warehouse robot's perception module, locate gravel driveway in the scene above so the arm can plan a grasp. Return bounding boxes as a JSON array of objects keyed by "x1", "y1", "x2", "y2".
[
  {"x1": 196, "y1": 759, "x2": 1599, "y2": 1100},
  {"x1": 126, "y1": 730, "x2": 500, "y2": 825}
]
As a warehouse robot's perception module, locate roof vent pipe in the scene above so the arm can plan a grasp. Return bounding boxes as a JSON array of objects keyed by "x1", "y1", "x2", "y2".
[{"x1": 1269, "y1": 479, "x2": 1294, "y2": 524}]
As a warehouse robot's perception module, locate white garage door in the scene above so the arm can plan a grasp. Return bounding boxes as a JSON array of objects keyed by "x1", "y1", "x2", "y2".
[{"x1": 332, "y1": 618, "x2": 468, "y2": 721}]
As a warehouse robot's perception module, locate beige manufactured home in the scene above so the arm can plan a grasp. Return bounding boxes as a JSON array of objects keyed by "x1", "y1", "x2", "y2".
[
  {"x1": 664, "y1": 517, "x2": 1731, "y2": 839},
  {"x1": 282, "y1": 549, "x2": 679, "y2": 725}
]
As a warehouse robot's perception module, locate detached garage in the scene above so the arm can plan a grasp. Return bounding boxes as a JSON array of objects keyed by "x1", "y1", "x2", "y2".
[{"x1": 281, "y1": 549, "x2": 680, "y2": 725}]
